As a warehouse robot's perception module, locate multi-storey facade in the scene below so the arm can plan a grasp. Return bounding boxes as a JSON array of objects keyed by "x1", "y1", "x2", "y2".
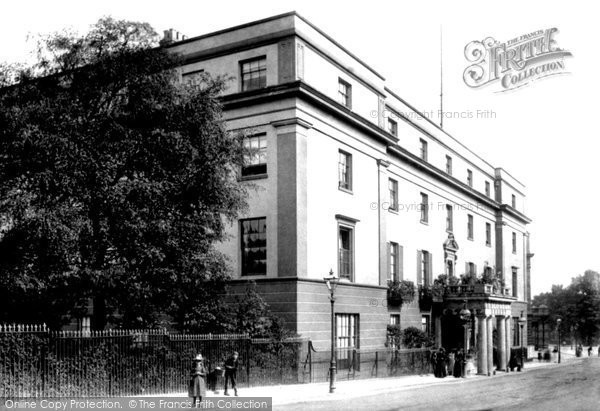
[{"x1": 166, "y1": 12, "x2": 533, "y2": 373}]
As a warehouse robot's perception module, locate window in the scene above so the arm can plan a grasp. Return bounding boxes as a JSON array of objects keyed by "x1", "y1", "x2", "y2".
[
  {"x1": 388, "y1": 118, "x2": 398, "y2": 136},
  {"x1": 338, "y1": 225, "x2": 354, "y2": 280},
  {"x1": 338, "y1": 150, "x2": 352, "y2": 191},
  {"x1": 419, "y1": 139, "x2": 428, "y2": 161},
  {"x1": 78, "y1": 317, "x2": 91, "y2": 333},
  {"x1": 182, "y1": 69, "x2": 205, "y2": 86},
  {"x1": 485, "y1": 222, "x2": 491, "y2": 246},
  {"x1": 445, "y1": 155, "x2": 453, "y2": 175},
  {"x1": 485, "y1": 181, "x2": 491, "y2": 197},
  {"x1": 511, "y1": 194, "x2": 516, "y2": 208},
  {"x1": 418, "y1": 250, "x2": 431, "y2": 286},
  {"x1": 336, "y1": 313, "x2": 359, "y2": 367},
  {"x1": 242, "y1": 134, "x2": 267, "y2": 176},
  {"x1": 421, "y1": 315, "x2": 430, "y2": 335},
  {"x1": 467, "y1": 169, "x2": 473, "y2": 187},
  {"x1": 389, "y1": 242, "x2": 399, "y2": 281},
  {"x1": 512, "y1": 232, "x2": 517, "y2": 254},
  {"x1": 467, "y1": 214, "x2": 474, "y2": 240},
  {"x1": 512, "y1": 267, "x2": 518, "y2": 298},
  {"x1": 446, "y1": 204, "x2": 453, "y2": 232},
  {"x1": 390, "y1": 314, "x2": 400, "y2": 325},
  {"x1": 388, "y1": 178, "x2": 398, "y2": 211},
  {"x1": 241, "y1": 57, "x2": 266, "y2": 91},
  {"x1": 338, "y1": 78, "x2": 352, "y2": 108},
  {"x1": 241, "y1": 218, "x2": 267, "y2": 276},
  {"x1": 420, "y1": 193, "x2": 429, "y2": 223},
  {"x1": 467, "y1": 262, "x2": 476, "y2": 275}
]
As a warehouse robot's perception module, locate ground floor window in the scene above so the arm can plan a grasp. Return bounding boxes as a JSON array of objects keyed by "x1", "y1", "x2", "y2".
[
  {"x1": 240, "y1": 217, "x2": 267, "y2": 276},
  {"x1": 336, "y1": 313, "x2": 359, "y2": 368},
  {"x1": 421, "y1": 315, "x2": 430, "y2": 335}
]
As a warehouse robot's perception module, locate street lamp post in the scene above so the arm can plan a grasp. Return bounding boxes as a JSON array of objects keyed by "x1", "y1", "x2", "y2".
[
  {"x1": 323, "y1": 269, "x2": 339, "y2": 394},
  {"x1": 556, "y1": 317, "x2": 562, "y2": 364},
  {"x1": 518, "y1": 311, "x2": 526, "y2": 370},
  {"x1": 539, "y1": 304, "x2": 549, "y2": 349},
  {"x1": 459, "y1": 300, "x2": 471, "y2": 378}
]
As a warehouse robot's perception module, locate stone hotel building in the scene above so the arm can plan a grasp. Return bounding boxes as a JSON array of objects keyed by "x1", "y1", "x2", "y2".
[{"x1": 166, "y1": 12, "x2": 533, "y2": 374}]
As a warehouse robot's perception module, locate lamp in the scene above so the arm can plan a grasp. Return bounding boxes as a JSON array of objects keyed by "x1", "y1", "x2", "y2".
[
  {"x1": 323, "y1": 269, "x2": 338, "y2": 393},
  {"x1": 459, "y1": 300, "x2": 471, "y2": 378},
  {"x1": 518, "y1": 311, "x2": 526, "y2": 370}
]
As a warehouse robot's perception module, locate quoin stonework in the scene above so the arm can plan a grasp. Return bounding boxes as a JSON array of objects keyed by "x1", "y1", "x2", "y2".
[{"x1": 165, "y1": 12, "x2": 533, "y2": 374}]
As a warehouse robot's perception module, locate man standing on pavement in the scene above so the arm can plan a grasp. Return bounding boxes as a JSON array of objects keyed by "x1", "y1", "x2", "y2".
[{"x1": 224, "y1": 351, "x2": 239, "y2": 396}]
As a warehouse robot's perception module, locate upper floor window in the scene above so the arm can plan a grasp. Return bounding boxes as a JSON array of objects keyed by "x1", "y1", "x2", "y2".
[
  {"x1": 467, "y1": 169, "x2": 473, "y2": 187},
  {"x1": 512, "y1": 232, "x2": 517, "y2": 254},
  {"x1": 182, "y1": 69, "x2": 205, "y2": 86},
  {"x1": 418, "y1": 250, "x2": 431, "y2": 286},
  {"x1": 420, "y1": 193, "x2": 429, "y2": 223},
  {"x1": 511, "y1": 194, "x2": 516, "y2": 208},
  {"x1": 338, "y1": 225, "x2": 354, "y2": 281},
  {"x1": 485, "y1": 222, "x2": 492, "y2": 246},
  {"x1": 338, "y1": 150, "x2": 352, "y2": 191},
  {"x1": 388, "y1": 178, "x2": 398, "y2": 211},
  {"x1": 388, "y1": 118, "x2": 398, "y2": 136},
  {"x1": 446, "y1": 204, "x2": 453, "y2": 232},
  {"x1": 445, "y1": 155, "x2": 452, "y2": 175},
  {"x1": 512, "y1": 267, "x2": 518, "y2": 297},
  {"x1": 467, "y1": 262, "x2": 476, "y2": 275},
  {"x1": 389, "y1": 242, "x2": 399, "y2": 282},
  {"x1": 240, "y1": 217, "x2": 267, "y2": 276},
  {"x1": 467, "y1": 214, "x2": 474, "y2": 240},
  {"x1": 241, "y1": 57, "x2": 266, "y2": 91},
  {"x1": 338, "y1": 78, "x2": 352, "y2": 108},
  {"x1": 242, "y1": 134, "x2": 267, "y2": 176},
  {"x1": 419, "y1": 139, "x2": 428, "y2": 161},
  {"x1": 485, "y1": 181, "x2": 491, "y2": 197}
]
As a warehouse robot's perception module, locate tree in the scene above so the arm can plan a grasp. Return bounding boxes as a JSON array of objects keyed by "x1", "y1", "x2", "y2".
[
  {"x1": 532, "y1": 270, "x2": 600, "y2": 345},
  {"x1": 0, "y1": 17, "x2": 248, "y2": 331}
]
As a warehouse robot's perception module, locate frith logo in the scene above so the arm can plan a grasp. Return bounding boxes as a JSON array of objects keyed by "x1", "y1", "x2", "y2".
[{"x1": 463, "y1": 28, "x2": 572, "y2": 92}]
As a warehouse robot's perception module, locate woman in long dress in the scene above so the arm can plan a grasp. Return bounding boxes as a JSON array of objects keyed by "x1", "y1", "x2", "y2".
[{"x1": 189, "y1": 354, "x2": 207, "y2": 407}]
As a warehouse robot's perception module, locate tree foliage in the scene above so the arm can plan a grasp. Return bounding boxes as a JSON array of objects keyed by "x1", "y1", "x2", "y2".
[
  {"x1": 532, "y1": 270, "x2": 600, "y2": 345},
  {"x1": 0, "y1": 17, "x2": 249, "y2": 331}
]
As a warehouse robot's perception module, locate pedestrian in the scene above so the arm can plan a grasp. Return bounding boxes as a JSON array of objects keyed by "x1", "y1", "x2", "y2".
[
  {"x1": 189, "y1": 354, "x2": 207, "y2": 408},
  {"x1": 588, "y1": 346, "x2": 593, "y2": 357},
  {"x1": 447, "y1": 350, "x2": 455, "y2": 377},
  {"x1": 224, "y1": 351, "x2": 239, "y2": 396},
  {"x1": 453, "y1": 349, "x2": 463, "y2": 378},
  {"x1": 430, "y1": 349, "x2": 439, "y2": 377},
  {"x1": 436, "y1": 347, "x2": 447, "y2": 378}
]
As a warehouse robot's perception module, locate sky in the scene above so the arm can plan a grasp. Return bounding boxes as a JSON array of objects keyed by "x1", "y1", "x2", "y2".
[{"x1": 1, "y1": 0, "x2": 597, "y2": 296}]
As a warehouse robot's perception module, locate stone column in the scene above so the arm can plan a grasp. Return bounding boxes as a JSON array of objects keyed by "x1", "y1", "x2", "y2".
[
  {"x1": 435, "y1": 315, "x2": 442, "y2": 348},
  {"x1": 486, "y1": 316, "x2": 494, "y2": 374},
  {"x1": 477, "y1": 315, "x2": 488, "y2": 375},
  {"x1": 497, "y1": 315, "x2": 507, "y2": 371},
  {"x1": 506, "y1": 316, "x2": 512, "y2": 371}
]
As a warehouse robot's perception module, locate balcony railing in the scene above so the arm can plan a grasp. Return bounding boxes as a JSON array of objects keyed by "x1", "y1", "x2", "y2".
[{"x1": 444, "y1": 283, "x2": 513, "y2": 298}]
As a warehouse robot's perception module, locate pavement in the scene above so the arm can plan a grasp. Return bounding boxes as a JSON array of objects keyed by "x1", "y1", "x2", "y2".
[{"x1": 156, "y1": 347, "x2": 588, "y2": 408}]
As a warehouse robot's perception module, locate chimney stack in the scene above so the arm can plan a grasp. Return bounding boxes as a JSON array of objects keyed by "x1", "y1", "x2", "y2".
[{"x1": 160, "y1": 28, "x2": 187, "y2": 45}]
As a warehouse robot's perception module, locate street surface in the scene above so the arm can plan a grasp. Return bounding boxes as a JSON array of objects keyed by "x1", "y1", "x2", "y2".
[{"x1": 283, "y1": 358, "x2": 600, "y2": 411}]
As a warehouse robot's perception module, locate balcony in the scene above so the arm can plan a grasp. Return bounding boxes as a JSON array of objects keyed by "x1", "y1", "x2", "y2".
[{"x1": 444, "y1": 283, "x2": 515, "y2": 300}]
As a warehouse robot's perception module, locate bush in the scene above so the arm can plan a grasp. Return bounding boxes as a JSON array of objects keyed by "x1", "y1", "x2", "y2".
[{"x1": 402, "y1": 326, "x2": 433, "y2": 349}]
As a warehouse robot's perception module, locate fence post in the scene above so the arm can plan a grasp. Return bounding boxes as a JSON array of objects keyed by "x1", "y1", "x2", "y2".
[
  {"x1": 245, "y1": 337, "x2": 250, "y2": 388},
  {"x1": 375, "y1": 351, "x2": 378, "y2": 377}
]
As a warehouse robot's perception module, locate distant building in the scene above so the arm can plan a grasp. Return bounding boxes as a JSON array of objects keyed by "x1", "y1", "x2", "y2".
[{"x1": 166, "y1": 12, "x2": 533, "y2": 373}]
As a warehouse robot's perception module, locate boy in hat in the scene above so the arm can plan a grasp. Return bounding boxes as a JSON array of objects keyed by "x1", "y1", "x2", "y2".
[{"x1": 224, "y1": 351, "x2": 239, "y2": 396}]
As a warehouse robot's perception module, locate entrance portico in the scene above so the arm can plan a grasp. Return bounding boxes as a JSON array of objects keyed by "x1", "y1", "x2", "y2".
[{"x1": 439, "y1": 284, "x2": 516, "y2": 376}]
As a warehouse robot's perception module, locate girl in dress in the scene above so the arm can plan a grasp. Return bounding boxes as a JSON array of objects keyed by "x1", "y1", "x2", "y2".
[{"x1": 189, "y1": 354, "x2": 207, "y2": 407}]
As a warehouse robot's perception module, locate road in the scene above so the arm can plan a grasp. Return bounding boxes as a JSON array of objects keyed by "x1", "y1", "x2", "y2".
[{"x1": 283, "y1": 358, "x2": 600, "y2": 411}]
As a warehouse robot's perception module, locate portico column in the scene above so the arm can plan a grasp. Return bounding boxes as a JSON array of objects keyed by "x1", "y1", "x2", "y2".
[
  {"x1": 435, "y1": 315, "x2": 442, "y2": 347},
  {"x1": 497, "y1": 315, "x2": 507, "y2": 371},
  {"x1": 506, "y1": 316, "x2": 512, "y2": 371},
  {"x1": 486, "y1": 316, "x2": 494, "y2": 374},
  {"x1": 477, "y1": 315, "x2": 488, "y2": 375}
]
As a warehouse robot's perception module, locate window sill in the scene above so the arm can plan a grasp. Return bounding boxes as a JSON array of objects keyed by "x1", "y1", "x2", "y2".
[
  {"x1": 240, "y1": 173, "x2": 268, "y2": 182},
  {"x1": 420, "y1": 220, "x2": 429, "y2": 226},
  {"x1": 467, "y1": 237, "x2": 474, "y2": 241},
  {"x1": 388, "y1": 208, "x2": 398, "y2": 215},
  {"x1": 486, "y1": 243, "x2": 491, "y2": 247},
  {"x1": 446, "y1": 229, "x2": 453, "y2": 234},
  {"x1": 338, "y1": 186, "x2": 353, "y2": 195}
]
